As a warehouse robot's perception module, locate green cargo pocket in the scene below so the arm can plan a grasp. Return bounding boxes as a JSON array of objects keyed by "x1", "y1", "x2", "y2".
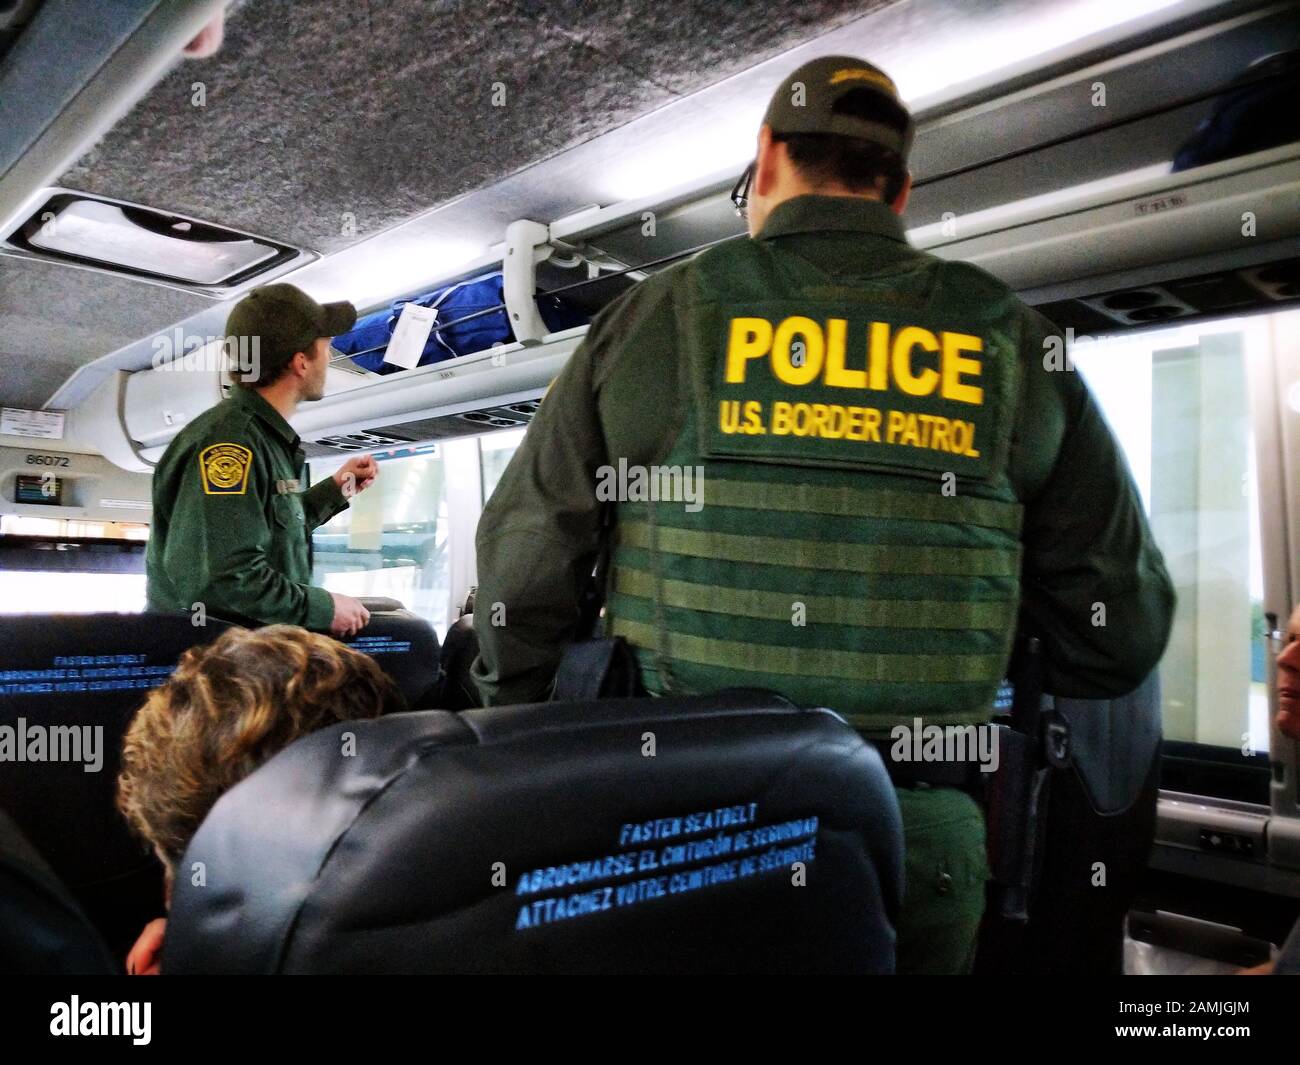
[
  {"x1": 270, "y1": 493, "x2": 310, "y2": 577},
  {"x1": 271, "y1": 493, "x2": 306, "y2": 529},
  {"x1": 893, "y1": 785, "x2": 990, "y2": 975}
]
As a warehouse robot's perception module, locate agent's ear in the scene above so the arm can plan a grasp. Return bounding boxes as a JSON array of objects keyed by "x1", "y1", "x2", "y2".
[
  {"x1": 752, "y1": 125, "x2": 779, "y2": 198},
  {"x1": 890, "y1": 171, "x2": 913, "y2": 216}
]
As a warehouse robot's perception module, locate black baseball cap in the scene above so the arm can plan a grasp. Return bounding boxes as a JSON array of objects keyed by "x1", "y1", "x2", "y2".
[
  {"x1": 761, "y1": 55, "x2": 914, "y2": 158},
  {"x1": 225, "y1": 283, "x2": 357, "y2": 375}
]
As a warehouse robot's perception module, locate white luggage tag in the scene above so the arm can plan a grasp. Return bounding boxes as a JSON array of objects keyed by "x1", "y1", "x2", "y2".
[{"x1": 384, "y1": 303, "x2": 438, "y2": 370}]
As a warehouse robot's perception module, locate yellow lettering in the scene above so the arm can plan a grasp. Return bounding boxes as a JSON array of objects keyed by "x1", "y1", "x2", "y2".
[
  {"x1": 868, "y1": 322, "x2": 890, "y2": 390},
  {"x1": 719, "y1": 400, "x2": 740, "y2": 434},
  {"x1": 891, "y1": 327, "x2": 940, "y2": 396},
  {"x1": 809, "y1": 404, "x2": 828, "y2": 438},
  {"x1": 942, "y1": 332, "x2": 984, "y2": 404},
  {"x1": 886, "y1": 409, "x2": 906, "y2": 443},
  {"x1": 823, "y1": 404, "x2": 841, "y2": 436},
  {"x1": 862, "y1": 408, "x2": 882, "y2": 442},
  {"x1": 950, "y1": 420, "x2": 981, "y2": 457},
  {"x1": 843, "y1": 405, "x2": 864, "y2": 441},
  {"x1": 931, "y1": 416, "x2": 951, "y2": 452},
  {"x1": 725, "y1": 317, "x2": 773, "y2": 383},
  {"x1": 915, "y1": 413, "x2": 934, "y2": 448},
  {"x1": 823, "y1": 319, "x2": 866, "y2": 389},
  {"x1": 772, "y1": 317, "x2": 824, "y2": 385}
]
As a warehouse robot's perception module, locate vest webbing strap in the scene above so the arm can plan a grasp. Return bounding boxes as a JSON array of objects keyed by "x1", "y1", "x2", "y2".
[
  {"x1": 611, "y1": 618, "x2": 1007, "y2": 683},
  {"x1": 698, "y1": 478, "x2": 1024, "y2": 532},
  {"x1": 613, "y1": 566, "x2": 1015, "y2": 630},
  {"x1": 618, "y1": 521, "x2": 1021, "y2": 577}
]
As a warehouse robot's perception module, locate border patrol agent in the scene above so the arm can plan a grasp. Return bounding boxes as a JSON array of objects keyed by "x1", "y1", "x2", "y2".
[
  {"x1": 147, "y1": 284, "x2": 378, "y2": 638},
  {"x1": 472, "y1": 57, "x2": 1175, "y2": 973}
]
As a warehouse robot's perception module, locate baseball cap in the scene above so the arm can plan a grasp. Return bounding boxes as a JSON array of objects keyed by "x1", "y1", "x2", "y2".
[
  {"x1": 225, "y1": 283, "x2": 357, "y2": 376},
  {"x1": 761, "y1": 55, "x2": 913, "y2": 158}
]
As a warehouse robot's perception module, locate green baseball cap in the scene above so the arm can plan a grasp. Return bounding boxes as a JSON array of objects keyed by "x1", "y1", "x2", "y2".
[
  {"x1": 761, "y1": 55, "x2": 913, "y2": 158},
  {"x1": 225, "y1": 283, "x2": 356, "y2": 376}
]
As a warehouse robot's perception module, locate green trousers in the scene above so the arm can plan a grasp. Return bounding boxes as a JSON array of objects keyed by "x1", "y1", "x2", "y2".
[{"x1": 893, "y1": 785, "x2": 989, "y2": 975}]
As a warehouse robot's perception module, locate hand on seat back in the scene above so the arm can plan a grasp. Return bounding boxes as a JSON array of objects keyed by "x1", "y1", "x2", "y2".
[{"x1": 330, "y1": 592, "x2": 370, "y2": 638}]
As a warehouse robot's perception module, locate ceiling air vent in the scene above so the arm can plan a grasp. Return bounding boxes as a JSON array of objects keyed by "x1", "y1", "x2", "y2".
[
  {"x1": 312, "y1": 430, "x2": 415, "y2": 452},
  {"x1": 1244, "y1": 262, "x2": 1300, "y2": 301},
  {"x1": 458, "y1": 411, "x2": 523, "y2": 429},
  {"x1": 1081, "y1": 286, "x2": 1199, "y2": 326},
  {"x1": 4, "y1": 189, "x2": 312, "y2": 293}
]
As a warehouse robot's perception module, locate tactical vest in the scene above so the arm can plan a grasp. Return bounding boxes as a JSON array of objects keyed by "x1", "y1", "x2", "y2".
[{"x1": 606, "y1": 237, "x2": 1027, "y2": 738}]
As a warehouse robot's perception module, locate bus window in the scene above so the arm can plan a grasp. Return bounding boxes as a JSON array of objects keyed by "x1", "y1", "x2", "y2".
[
  {"x1": 479, "y1": 427, "x2": 528, "y2": 503},
  {"x1": 0, "y1": 520, "x2": 149, "y2": 615},
  {"x1": 1069, "y1": 311, "x2": 1286, "y2": 757},
  {"x1": 310, "y1": 447, "x2": 453, "y2": 638}
]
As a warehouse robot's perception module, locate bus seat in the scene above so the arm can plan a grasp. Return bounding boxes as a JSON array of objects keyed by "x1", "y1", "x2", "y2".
[
  {"x1": 436, "y1": 613, "x2": 481, "y2": 710},
  {"x1": 0, "y1": 807, "x2": 115, "y2": 974},
  {"x1": 162, "y1": 692, "x2": 904, "y2": 974},
  {"x1": 0, "y1": 612, "x2": 233, "y2": 960},
  {"x1": 202, "y1": 597, "x2": 443, "y2": 708},
  {"x1": 979, "y1": 672, "x2": 1162, "y2": 974},
  {"x1": 344, "y1": 598, "x2": 442, "y2": 709}
]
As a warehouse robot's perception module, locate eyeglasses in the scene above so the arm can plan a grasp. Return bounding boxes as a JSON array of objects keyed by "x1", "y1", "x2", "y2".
[{"x1": 731, "y1": 161, "x2": 755, "y2": 219}]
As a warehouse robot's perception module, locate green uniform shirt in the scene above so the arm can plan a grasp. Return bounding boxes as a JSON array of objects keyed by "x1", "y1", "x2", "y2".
[
  {"x1": 145, "y1": 385, "x2": 348, "y2": 629},
  {"x1": 473, "y1": 195, "x2": 1175, "y2": 709}
]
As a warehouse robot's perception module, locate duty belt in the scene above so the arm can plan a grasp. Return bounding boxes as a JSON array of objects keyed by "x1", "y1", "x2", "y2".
[{"x1": 870, "y1": 743, "x2": 991, "y2": 802}]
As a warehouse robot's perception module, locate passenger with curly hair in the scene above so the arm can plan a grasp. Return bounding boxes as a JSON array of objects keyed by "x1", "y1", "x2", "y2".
[{"x1": 116, "y1": 624, "x2": 403, "y2": 974}]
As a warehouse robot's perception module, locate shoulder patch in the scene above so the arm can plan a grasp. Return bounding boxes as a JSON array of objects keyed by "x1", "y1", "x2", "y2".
[{"x1": 199, "y1": 443, "x2": 253, "y2": 495}]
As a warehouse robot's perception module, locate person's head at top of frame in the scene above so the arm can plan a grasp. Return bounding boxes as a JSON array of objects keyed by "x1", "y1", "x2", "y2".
[
  {"x1": 733, "y1": 55, "x2": 915, "y2": 239},
  {"x1": 1277, "y1": 603, "x2": 1300, "y2": 741}
]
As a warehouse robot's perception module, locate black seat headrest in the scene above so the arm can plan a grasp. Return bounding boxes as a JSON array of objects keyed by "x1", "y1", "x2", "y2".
[
  {"x1": 206, "y1": 600, "x2": 442, "y2": 709},
  {"x1": 436, "y1": 613, "x2": 480, "y2": 710},
  {"x1": 0, "y1": 612, "x2": 233, "y2": 957},
  {"x1": 344, "y1": 605, "x2": 441, "y2": 709},
  {"x1": 163, "y1": 692, "x2": 904, "y2": 974}
]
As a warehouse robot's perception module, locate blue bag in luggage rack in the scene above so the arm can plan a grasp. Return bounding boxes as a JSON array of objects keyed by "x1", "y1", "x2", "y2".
[{"x1": 332, "y1": 272, "x2": 587, "y2": 375}]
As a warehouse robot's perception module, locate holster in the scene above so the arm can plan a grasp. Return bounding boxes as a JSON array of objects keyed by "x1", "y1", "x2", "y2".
[
  {"x1": 552, "y1": 636, "x2": 646, "y2": 701},
  {"x1": 983, "y1": 635, "x2": 1070, "y2": 923},
  {"x1": 551, "y1": 506, "x2": 647, "y2": 702}
]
